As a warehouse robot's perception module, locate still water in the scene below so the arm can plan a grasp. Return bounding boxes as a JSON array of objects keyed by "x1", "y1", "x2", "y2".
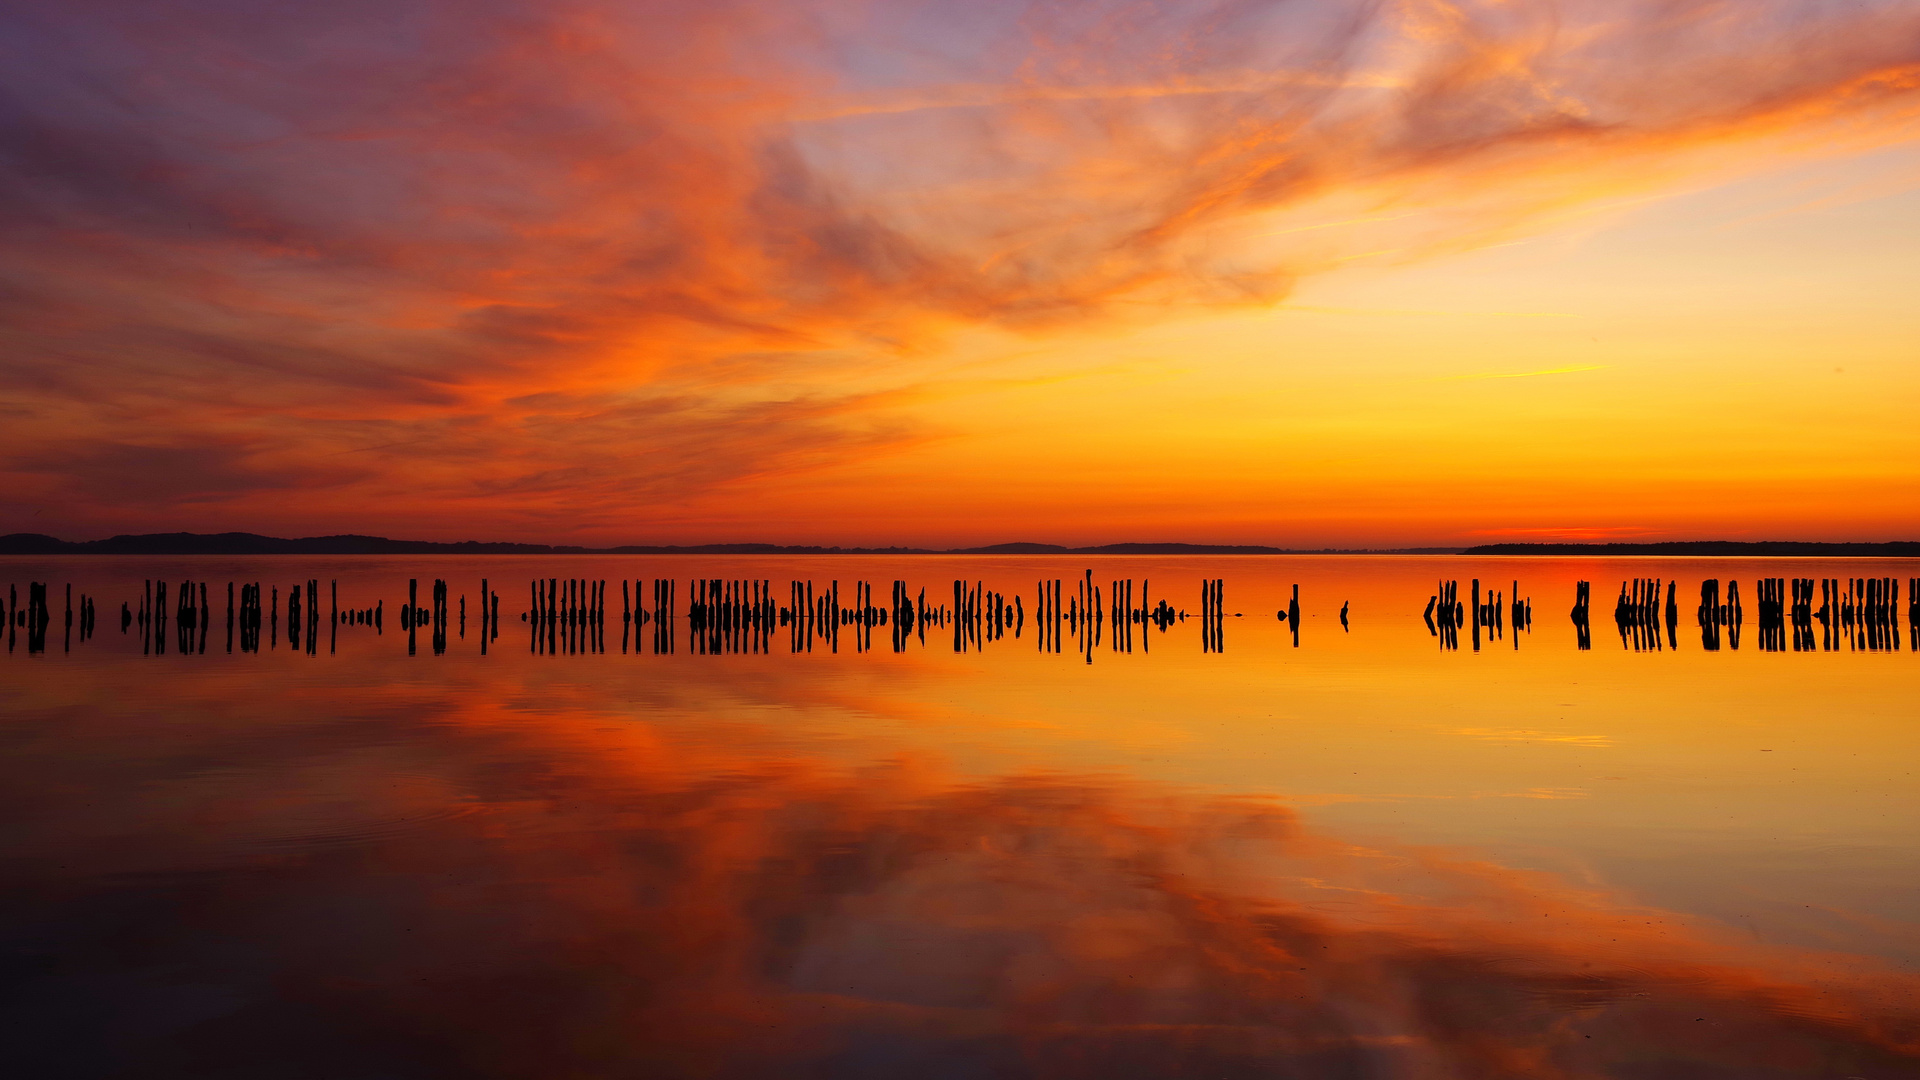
[{"x1": 3, "y1": 555, "x2": 1917, "y2": 1078}]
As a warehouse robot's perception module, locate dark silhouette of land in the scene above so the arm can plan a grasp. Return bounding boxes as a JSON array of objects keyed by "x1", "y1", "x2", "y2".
[
  {"x1": 0, "y1": 532, "x2": 1455, "y2": 557},
  {"x1": 5, "y1": 534, "x2": 1913, "y2": 558},
  {"x1": 1462, "y1": 541, "x2": 1920, "y2": 557}
]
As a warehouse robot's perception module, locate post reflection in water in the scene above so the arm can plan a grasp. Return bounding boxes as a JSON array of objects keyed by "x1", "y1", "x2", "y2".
[{"x1": 1, "y1": 554, "x2": 1918, "y2": 1078}]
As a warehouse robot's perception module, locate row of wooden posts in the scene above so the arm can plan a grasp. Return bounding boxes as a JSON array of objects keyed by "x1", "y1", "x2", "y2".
[
  {"x1": 505, "y1": 575, "x2": 1087, "y2": 657},
  {"x1": 1425, "y1": 581, "x2": 1465, "y2": 651},
  {"x1": 5, "y1": 572, "x2": 1911, "y2": 659},
  {"x1": 495, "y1": 573, "x2": 1909, "y2": 657},
  {"x1": 1581, "y1": 576, "x2": 1907, "y2": 654},
  {"x1": 1696, "y1": 579, "x2": 1742, "y2": 651},
  {"x1": 1612, "y1": 579, "x2": 1677, "y2": 652},
  {"x1": 1413, "y1": 573, "x2": 1894, "y2": 654},
  {"x1": 1812, "y1": 577, "x2": 1903, "y2": 629},
  {"x1": 0, "y1": 574, "x2": 1224, "y2": 659},
  {"x1": 1035, "y1": 570, "x2": 1184, "y2": 660},
  {"x1": 0, "y1": 582, "x2": 91, "y2": 654},
  {"x1": 1425, "y1": 579, "x2": 1531, "y2": 651},
  {"x1": 105, "y1": 577, "x2": 408, "y2": 656},
  {"x1": 1199, "y1": 578, "x2": 1226, "y2": 653},
  {"x1": 1753, "y1": 576, "x2": 1906, "y2": 653}
]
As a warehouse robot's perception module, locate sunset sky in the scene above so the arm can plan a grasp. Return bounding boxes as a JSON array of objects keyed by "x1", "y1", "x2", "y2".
[{"x1": 2, "y1": 0, "x2": 1917, "y2": 547}]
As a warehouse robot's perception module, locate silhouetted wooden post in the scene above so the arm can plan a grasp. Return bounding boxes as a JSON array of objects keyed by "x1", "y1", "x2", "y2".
[
  {"x1": 1471, "y1": 578, "x2": 1482, "y2": 652},
  {"x1": 23, "y1": 581, "x2": 45, "y2": 654}
]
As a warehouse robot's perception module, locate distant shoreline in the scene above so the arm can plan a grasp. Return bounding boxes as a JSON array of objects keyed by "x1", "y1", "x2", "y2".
[
  {"x1": 0, "y1": 533, "x2": 1453, "y2": 557},
  {"x1": 3, "y1": 532, "x2": 1917, "y2": 557},
  {"x1": 1458, "y1": 541, "x2": 1920, "y2": 557}
]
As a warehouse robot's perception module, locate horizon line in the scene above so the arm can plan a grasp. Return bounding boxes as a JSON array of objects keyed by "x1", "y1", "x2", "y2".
[{"x1": 4, "y1": 532, "x2": 1920, "y2": 558}]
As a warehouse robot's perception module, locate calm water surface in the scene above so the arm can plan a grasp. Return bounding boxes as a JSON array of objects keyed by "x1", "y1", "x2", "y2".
[{"x1": 3, "y1": 555, "x2": 1917, "y2": 1078}]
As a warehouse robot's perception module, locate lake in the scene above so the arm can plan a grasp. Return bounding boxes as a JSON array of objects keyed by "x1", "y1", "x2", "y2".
[{"x1": 3, "y1": 555, "x2": 1917, "y2": 1077}]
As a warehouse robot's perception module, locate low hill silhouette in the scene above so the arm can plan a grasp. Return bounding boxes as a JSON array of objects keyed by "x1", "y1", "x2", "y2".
[{"x1": 0, "y1": 532, "x2": 1453, "y2": 556}]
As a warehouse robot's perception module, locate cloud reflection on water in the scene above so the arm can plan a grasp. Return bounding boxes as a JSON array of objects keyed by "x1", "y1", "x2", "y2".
[{"x1": 3, "y1": 671, "x2": 1917, "y2": 1079}]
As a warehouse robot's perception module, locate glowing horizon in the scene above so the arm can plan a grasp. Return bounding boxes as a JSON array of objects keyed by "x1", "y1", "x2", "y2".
[{"x1": 3, "y1": 0, "x2": 1918, "y2": 547}]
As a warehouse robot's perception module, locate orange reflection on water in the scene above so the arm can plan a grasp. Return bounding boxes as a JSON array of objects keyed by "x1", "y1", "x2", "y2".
[{"x1": 4, "y1": 639, "x2": 1918, "y2": 1078}]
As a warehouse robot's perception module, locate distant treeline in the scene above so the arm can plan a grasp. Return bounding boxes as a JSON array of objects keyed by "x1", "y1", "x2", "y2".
[
  {"x1": 0, "y1": 532, "x2": 1455, "y2": 557},
  {"x1": 6, "y1": 533, "x2": 1914, "y2": 558},
  {"x1": 1461, "y1": 541, "x2": 1920, "y2": 557}
]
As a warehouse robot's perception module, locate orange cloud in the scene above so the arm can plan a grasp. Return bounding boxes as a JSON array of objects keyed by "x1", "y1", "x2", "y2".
[{"x1": 2, "y1": 0, "x2": 1918, "y2": 541}]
